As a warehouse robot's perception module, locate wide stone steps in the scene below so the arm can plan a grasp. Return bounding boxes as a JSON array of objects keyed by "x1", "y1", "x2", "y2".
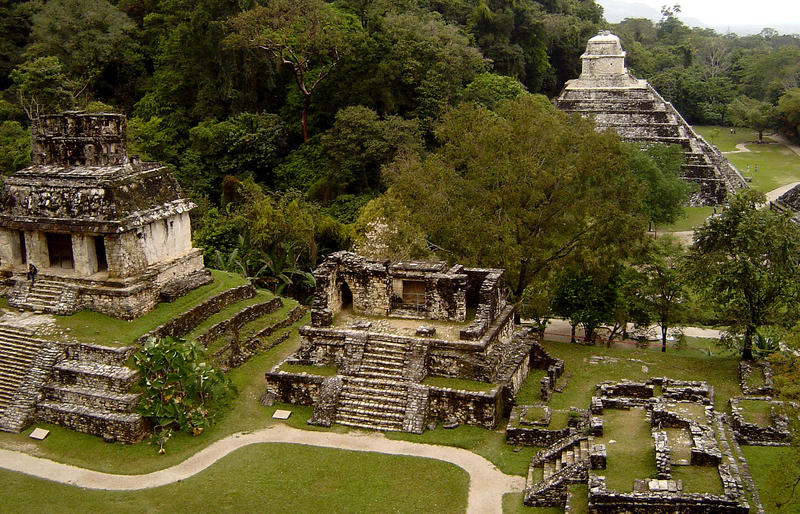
[
  {"x1": 36, "y1": 400, "x2": 146, "y2": 442},
  {"x1": 335, "y1": 374, "x2": 409, "y2": 432},
  {"x1": 9, "y1": 278, "x2": 78, "y2": 315},
  {"x1": 339, "y1": 390, "x2": 407, "y2": 406},
  {"x1": 42, "y1": 384, "x2": 140, "y2": 413},
  {"x1": 0, "y1": 327, "x2": 43, "y2": 417},
  {"x1": 51, "y1": 360, "x2": 138, "y2": 393}
]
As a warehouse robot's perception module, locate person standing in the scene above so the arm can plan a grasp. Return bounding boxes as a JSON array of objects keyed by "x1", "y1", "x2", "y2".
[{"x1": 27, "y1": 263, "x2": 38, "y2": 287}]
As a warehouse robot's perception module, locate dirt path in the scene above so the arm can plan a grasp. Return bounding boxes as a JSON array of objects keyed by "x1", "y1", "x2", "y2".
[
  {"x1": 543, "y1": 318, "x2": 723, "y2": 341},
  {"x1": 0, "y1": 423, "x2": 524, "y2": 513},
  {"x1": 723, "y1": 142, "x2": 753, "y2": 154},
  {"x1": 765, "y1": 181, "x2": 800, "y2": 203}
]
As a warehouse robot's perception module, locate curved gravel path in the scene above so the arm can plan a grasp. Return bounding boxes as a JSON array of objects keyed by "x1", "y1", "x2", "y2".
[{"x1": 0, "y1": 423, "x2": 524, "y2": 513}]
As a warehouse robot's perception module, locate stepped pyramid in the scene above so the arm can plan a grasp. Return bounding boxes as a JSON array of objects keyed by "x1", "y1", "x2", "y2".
[{"x1": 555, "y1": 31, "x2": 747, "y2": 206}]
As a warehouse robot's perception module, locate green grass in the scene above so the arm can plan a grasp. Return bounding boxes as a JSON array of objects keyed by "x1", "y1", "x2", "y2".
[
  {"x1": 183, "y1": 289, "x2": 275, "y2": 342},
  {"x1": 277, "y1": 363, "x2": 338, "y2": 376},
  {"x1": 0, "y1": 443, "x2": 469, "y2": 513},
  {"x1": 727, "y1": 143, "x2": 800, "y2": 193},
  {"x1": 742, "y1": 445, "x2": 800, "y2": 513},
  {"x1": 502, "y1": 493, "x2": 563, "y2": 513},
  {"x1": 538, "y1": 340, "x2": 740, "y2": 412},
  {"x1": 44, "y1": 270, "x2": 248, "y2": 346},
  {"x1": 597, "y1": 408, "x2": 656, "y2": 492},
  {"x1": 671, "y1": 466, "x2": 724, "y2": 495},
  {"x1": 522, "y1": 406, "x2": 547, "y2": 423},
  {"x1": 736, "y1": 399, "x2": 772, "y2": 426},
  {"x1": 422, "y1": 376, "x2": 497, "y2": 392},
  {"x1": 0, "y1": 311, "x2": 311, "y2": 474},
  {"x1": 662, "y1": 206, "x2": 714, "y2": 232},
  {"x1": 567, "y1": 484, "x2": 589, "y2": 514},
  {"x1": 203, "y1": 300, "x2": 296, "y2": 354},
  {"x1": 386, "y1": 423, "x2": 537, "y2": 477},
  {"x1": 695, "y1": 126, "x2": 758, "y2": 153}
]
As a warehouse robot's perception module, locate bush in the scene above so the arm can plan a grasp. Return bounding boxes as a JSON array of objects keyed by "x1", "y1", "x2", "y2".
[{"x1": 134, "y1": 336, "x2": 235, "y2": 452}]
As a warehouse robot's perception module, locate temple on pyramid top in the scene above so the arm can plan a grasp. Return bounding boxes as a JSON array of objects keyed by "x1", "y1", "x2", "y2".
[
  {"x1": 556, "y1": 31, "x2": 747, "y2": 205},
  {"x1": 0, "y1": 111, "x2": 209, "y2": 319}
]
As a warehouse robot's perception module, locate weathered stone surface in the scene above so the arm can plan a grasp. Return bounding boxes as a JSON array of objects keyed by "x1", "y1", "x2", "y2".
[{"x1": 555, "y1": 32, "x2": 747, "y2": 206}]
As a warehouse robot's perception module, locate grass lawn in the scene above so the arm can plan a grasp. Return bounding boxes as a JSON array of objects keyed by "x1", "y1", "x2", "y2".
[
  {"x1": 536, "y1": 340, "x2": 740, "y2": 412},
  {"x1": 276, "y1": 363, "x2": 338, "y2": 376},
  {"x1": 743, "y1": 445, "x2": 800, "y2": 513},
  {"x1": 0, "y1": 311, "x2": 312, "y2": 474},
  {"x1": 502, "y1": 493, "x2": 563, "y2": 513},
  {"x1": 661, "y1": 206, "x2": 713, "y2": 232},
  {"x1": 387, "y1": 423, "x2": 537, "y2": 477},
  {"x1": 695, "y1": 126, "x2": 757, "y2": 153},
  {"x1": 422, "y1": 376, "x2": 497, "y2": 392},
  {"x1": 671, "y1": 466, "x2": 723, "y2": 495},
  {"x1": 597, "y1": 408, "x2": 656, "y2": 492},
  {"x1": 44, "y1": 270, "x2": 248, "y2": 346},
  {"x1": 182, "y1": 289, "x2": 276, "y2": 342},
  {"x1": 736, "y1": 399, "x2": 772, "y2": 426},
  {"x1": 0, "y1": 443, "x2": 469, "y2": 513},
  {"x1": 726, "y1": 143, "x2": 800, "y2": 193}
]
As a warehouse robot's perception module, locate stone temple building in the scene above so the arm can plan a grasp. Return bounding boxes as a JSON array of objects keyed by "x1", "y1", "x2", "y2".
[
  {"x1": 0, "y1": 112, "x2": 207, "y2": 319},
  {"x1": 555, "y1": 31, "x2": 747, "y2": 205},
  {"x1": 265, "y1": 252, "x2": 540, "y2": 433}
]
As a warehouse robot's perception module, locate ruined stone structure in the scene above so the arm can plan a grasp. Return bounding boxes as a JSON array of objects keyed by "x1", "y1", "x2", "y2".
[
  {"x1": 520, "y1": 378, "x2": 750, "y2": 512},
  {"x1": 0, "y1": 112, "x2": 207, "y2": 319},
  {"x1": 555, "y1": 31, "x2": 747, "y2": 206},
  {"x1": 265, "y1": 252, "x2": 533, "y2": 433}
]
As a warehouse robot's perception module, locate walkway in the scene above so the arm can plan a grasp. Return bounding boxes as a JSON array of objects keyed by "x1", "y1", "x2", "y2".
[
  {"x1": 767, "y1": 133, "x2": 800, "y2": 158},
  {"x1": 723, "y1": 142, "x2": 754, "y2": 154},
  {"x1": 0, "y1": 423, "x2": 524, "y2": 514}
]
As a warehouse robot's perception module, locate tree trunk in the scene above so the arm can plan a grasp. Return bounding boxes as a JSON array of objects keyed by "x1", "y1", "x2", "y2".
[
  {"x1": 570, "y1": 323, "x2": 576, "y2": 343},
  {"x1": 757, "y1": 130, "x2": 763, "y2": 144},
  {"x1": 301, "y1": 94, "x2": 311, "y2": 142},
  {"x1": 515, "y1": 258, "x2": 529, "y2": 297},
  {"x1": 661, "y1": 324, "x2": 667, "y2": 353},
  {"x1": 742, "y1": 325, "x2": 755, "y2": 360}
]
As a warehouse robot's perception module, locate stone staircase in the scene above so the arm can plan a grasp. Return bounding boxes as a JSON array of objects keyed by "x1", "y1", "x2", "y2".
[
  {"x1": 36, "y1": 344, "x2": 146, "y2": 443},
  {"x1": 335, "y1": 377, "x2": 408, "y2": 431},
  {"x1": 9, "y1": 278, "x2": 78, "y2": 315},
  {"x1": 525, "y1": 435, "x2": 591, "y2": 507},
  {"x1": 0, "y1": 326, "x2": 43, "y2": 418},
  {"x1": 354, "y1": 339, "x2": 407, "y2": 380}
]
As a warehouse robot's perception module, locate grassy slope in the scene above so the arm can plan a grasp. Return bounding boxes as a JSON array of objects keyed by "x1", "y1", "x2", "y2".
[
  {"x1": 742, "y1": 445, "x2": 800, "y2": 513},
  {"x1": 46, "y1": 270, "x2": 248, "y2": 346},
  {"x1": 0, "y1": 444, "x2": 469, "y2": 514}
]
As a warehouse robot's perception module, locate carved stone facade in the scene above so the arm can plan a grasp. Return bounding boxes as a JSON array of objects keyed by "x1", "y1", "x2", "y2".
[
  {"x1": 266, "y1": 251, "x2": 532, "y2": 433},
  {"x1": 0, "y1": 111, "x2": 206, "y2": 319},
  {"x1": 555, "y1": 31, "x2": 747, "y2": 206}
]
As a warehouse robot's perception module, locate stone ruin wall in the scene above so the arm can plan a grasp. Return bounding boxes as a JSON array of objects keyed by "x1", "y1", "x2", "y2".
[{"x1": 32, "y1": 113, "x2": 127, "y2": 167}]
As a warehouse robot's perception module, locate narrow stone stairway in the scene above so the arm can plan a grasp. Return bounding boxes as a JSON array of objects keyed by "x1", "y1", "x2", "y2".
[
  {"x1": 0, "y1": 326, "x2": 43, "y2": 418},
  {"x1": 9, "y1": 278, "x2": 78, "y2": 315},
  {"x1": 354, "y1": 339, "x2": 407, "y2": 380},
  {"x1": 335, "y1": 376, "x2": 408, "y2": 431},
  {"x1": 525, "y1": 435, "x2": 590, "y2": 507}
]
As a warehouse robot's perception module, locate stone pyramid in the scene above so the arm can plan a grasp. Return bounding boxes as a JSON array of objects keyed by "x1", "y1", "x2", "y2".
[{"x1": 555, "y1": 31, "x2": 747, "y2": 205}]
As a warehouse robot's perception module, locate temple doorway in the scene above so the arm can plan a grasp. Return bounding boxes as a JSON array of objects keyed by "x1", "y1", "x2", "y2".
[
  {"x1": 340, "y1": 281, "x2": 353, "y2": 310},
  {"x1": 46, "y1": 233, "x2": 74, "y2": 269}
]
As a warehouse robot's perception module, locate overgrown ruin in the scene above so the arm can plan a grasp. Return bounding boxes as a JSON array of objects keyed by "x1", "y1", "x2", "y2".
[
  {"x1": 555, "y1": 31, "x2": 747, "y2": 206},
  {"x1": 0, "y1": 111, "x2": 208, "y2": 319},
  {"x1": 265, "y1": 251, "x2": 535, "y2": 432}
]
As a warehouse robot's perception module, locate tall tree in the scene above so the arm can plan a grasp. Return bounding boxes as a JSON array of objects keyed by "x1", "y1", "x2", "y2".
[
  {"x1": 372, "y1": 94, "x2": 647, "y2": 296},
  {"x1": 638, "y1": 236, "x2": 688, "y2": 352},
  {"x1": 727, "y1": 95, "x2": 780, "y2": 143},
  {"x1": 688, "y1": 190, "x2": 800, "y2": 360},
  {"x1": 227, "y1": 0, "x2": 357, "y2": 141}
]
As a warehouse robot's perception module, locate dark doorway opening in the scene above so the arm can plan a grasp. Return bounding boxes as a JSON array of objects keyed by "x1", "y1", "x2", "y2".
[
  {"x1": 46, "y1": 233, "x2": 73, "y2": 269},
  {"x1": 402, "y1": 280, "x2": 426, "y2": 307},
  {"x1": 340, "y1": 281, "x2": 353, "y2": 310},
  {"x1": 94, "y1": 236, "x2": 107, "y2": 271},
  {"x1": 18, "y1": 231, "x2": 26, "y2": 265}
]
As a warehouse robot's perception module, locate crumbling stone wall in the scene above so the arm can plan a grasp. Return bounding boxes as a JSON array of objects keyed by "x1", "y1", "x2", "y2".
[{"x1": 426, "y1": 386, "x2": 501, "y2": 428}]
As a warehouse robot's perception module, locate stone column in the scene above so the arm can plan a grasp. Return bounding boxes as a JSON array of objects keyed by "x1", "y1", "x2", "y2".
[
  {"x1": 24, "y1": 231, "x2": 50, "y2": 270},
  {"x1": 72, "y1": 234, "x2": 98, "y2": 276}
]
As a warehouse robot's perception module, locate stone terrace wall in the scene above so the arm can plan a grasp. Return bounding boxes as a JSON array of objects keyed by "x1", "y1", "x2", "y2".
[
  {"x1": 729, "y1": 397, "x2": 791, "y2": 446},
  {"x1": 196, "y1": 297, "x2": 282, "y2": 346},
  {"x1": 136, "y1": 284, "x2": 256, "y2": 343},
  {"x1": 426, "y1": 386, "x2": 502, "y2": 428},
  {"x1": 266, "y1": 371, "x2": 324, "y2": 406}
]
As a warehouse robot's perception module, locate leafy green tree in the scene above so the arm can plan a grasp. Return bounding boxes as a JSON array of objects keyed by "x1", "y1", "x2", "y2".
[
  {"x1": 227, "y1": 0, "x2": 358, "y2": 141},
  {"x1": 352, "y1": 193, "x2": 432, "y2": 261},
  {"x1": 552, "y1": 267, "x2": 619, "y2": 342},
  {"x1": 624, "y1": 142, "x2": 692, "y2": 228},
  {"x1": 778, "y1": 87, "x2": 800, "y2": 139},
  {"x1": 10, "y1": 57, "x2": 74, "y2": 119},
  {"x1": 727, "y1": 95, "x2": 780, "y2": 143},
  {"x1": 688, "y1": 190, "x2": 800, "y2": 360},
  {"x1": 376, "y1": 94, "x2": 647, "y2": 296},
  {"x1": 0, "y1": 0, "x2": 36, "y2": 91},
  {"x1": 0, "y1": 120, "x2": 31, "y2": 176},
  {"x1": 637, "y1": 236, "x2": 688, "y2": 352},
  {"x1": 27, "y1": 0, "x2": 138, "y2": 102},
  {"x1": 134, "y1": 336, "x2": 234, "y2": 451},
  {"x1": 461, "y1": 73, "x2": 527, "y2": 110}
]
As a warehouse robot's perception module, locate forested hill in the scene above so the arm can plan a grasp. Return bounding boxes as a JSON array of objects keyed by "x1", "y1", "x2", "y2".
[{"x1": 0, "y1": 1, "x2": 799, "y2": 299}]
